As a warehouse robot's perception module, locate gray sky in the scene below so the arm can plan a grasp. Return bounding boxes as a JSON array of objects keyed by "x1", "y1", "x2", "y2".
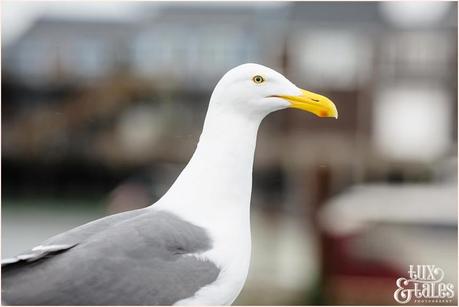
[
  {"x1": 2, "y1": 1, "x2": 451, "y2": 46},
  {"x1": 1, "y1": 1, "x2": 290, "y2": 45},
  {"x1": 1, "y1": 1, "x2": 145, "y2": 44}
]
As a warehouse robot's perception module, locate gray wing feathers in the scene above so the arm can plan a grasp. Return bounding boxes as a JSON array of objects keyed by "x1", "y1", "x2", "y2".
[
  {"x1": 2, "y1": 210, "x2": 220, "y2": 305},
  {"x1": 2, "y1": 244, "x2": 77, "y2": 266},
  {"x1": 2, "y1": 209, "x2": 145, "y2": 267}
]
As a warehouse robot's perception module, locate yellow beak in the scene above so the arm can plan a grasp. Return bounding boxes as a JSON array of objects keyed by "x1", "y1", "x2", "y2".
[{"x1": 277, "y1": 89, "x2": 338, "y2": 119}]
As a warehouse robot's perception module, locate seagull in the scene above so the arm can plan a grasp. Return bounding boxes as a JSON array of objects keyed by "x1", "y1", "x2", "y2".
[{"x1": 2, "y1": 63, "x2": 337, "y2": 305}]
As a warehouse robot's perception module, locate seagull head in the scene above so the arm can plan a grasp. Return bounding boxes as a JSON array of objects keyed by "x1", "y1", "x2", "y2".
[{"x1": 210, "y1": 63, "x2": 338, "y2": 120}]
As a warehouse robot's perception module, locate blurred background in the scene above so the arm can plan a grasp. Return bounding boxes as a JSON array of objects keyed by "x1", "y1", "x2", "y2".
[{"x1": 2, "y1": 1, "x2": 458, "y2": 305}]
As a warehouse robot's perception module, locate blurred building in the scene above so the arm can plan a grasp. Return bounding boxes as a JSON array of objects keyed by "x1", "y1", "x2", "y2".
[
  {"x1": 4, "y1": 18, "x2": 137, "y2": 85},
  {"x1": 132, "y1": 3, "x2": 289, "y2": 91}
]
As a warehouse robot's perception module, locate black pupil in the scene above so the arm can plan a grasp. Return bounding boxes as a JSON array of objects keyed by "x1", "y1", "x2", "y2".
[{"x1": 255, "y1": 76, "x2": 262, "y2": 82}]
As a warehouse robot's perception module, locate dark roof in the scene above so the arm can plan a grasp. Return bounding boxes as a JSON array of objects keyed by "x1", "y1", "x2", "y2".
[
  {"x1": 147, "y1": 2, "x2": 288, "y2": 24},
  {"x1": 289, "y1": 2, "x2": 383, "y2": 24},
  {"x1": 15, "y1": 17, "x2": 138, "y2": 45},
  {"x1": 289, "y1": 2, "x2": 457, "y2": 29}
]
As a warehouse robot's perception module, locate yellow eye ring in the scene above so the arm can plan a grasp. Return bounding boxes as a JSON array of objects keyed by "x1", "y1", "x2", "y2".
[{"x1": 252, "y1": 75, "x2": 265, "y2": 84}]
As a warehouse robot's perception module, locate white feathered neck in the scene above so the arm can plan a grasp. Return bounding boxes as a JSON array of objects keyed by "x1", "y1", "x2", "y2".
[{"x1": 153, "y1": 102, "x2": 265, "y2": 229}]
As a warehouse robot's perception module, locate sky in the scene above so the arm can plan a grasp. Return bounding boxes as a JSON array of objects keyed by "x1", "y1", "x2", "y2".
[
  {"x1": 1, "y1": 1, "x2": 145, "y2": 45},
  {"x1": 1, "y1": 1, "x2": 289, "y2": 45},
  {"x1": 1, "y1": 1, "x2": 452, "y2": 47}
]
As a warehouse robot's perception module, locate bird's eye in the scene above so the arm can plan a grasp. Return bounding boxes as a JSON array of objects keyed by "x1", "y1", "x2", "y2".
[{"x1": 252, "y1": 75, "x2": 265, "y2": 84}]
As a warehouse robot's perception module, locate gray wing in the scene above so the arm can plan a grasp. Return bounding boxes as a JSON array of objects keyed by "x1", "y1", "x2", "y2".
[
  {"x1": 2, "y1": 209, "x2": 145, "y2": 265},
  {"x1": 2, "y1": 209, "x2": 220, "y2": 305}
]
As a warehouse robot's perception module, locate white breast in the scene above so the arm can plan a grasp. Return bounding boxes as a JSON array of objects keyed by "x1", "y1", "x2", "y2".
[{"x1": 157, "y1": 198, "x2": 252, "y2": 305}]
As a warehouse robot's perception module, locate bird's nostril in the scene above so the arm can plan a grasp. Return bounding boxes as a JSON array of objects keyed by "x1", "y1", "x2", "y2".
[{"x1": 311, "y1": 98, "x2": 320, "y2": 102}]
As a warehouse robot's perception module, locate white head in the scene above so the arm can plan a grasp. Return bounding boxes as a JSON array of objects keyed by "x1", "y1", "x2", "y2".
[{"x1": 209, "y1": 63, "x2": 338, "y2": 120}]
